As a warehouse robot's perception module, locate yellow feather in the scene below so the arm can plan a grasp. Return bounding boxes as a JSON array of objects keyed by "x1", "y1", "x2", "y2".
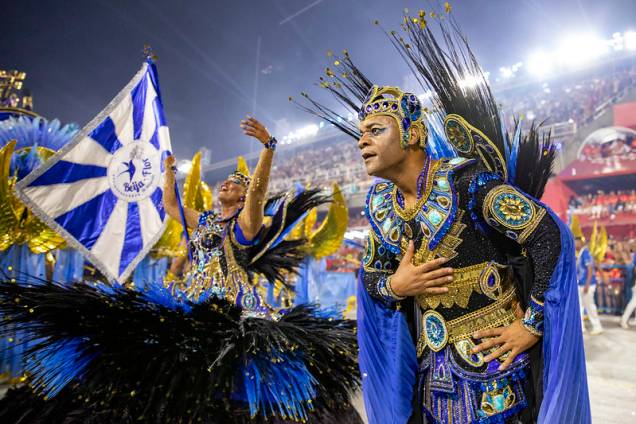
[
  {"x1": 236, "y1": 156, "x2": 251, "y2": 177},
  {"x1": 0, "y1": 140, "x2": 20, "y2": 252},
  {"x1": 589, "y1": 221, "x2": 598, "y2": 257},
  {"x1": 183, "y1": 151, "x2": 202, "y2": 210},
  {"x1": 16, "y1": 146, "x2": 66, "y2": 253},
  {"x1": 304, "y1": 208, "x2": 318, "y2": 239},
  {"x1": 595, "y1": 226, "x2": 608, "y2": 263},
  {"x1": 570, "y1": 215, "x2": 583, "y2": 240},
  {"x1": 309, "y1": 183, "x2": 348, "y2": 259}
]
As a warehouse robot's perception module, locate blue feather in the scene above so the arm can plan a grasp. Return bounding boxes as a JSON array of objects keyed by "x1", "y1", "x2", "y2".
[
  {"x1": 508, "y1": 122, "x2": 522, "y2": 184},
  {"x1": 427, "y1": 112, "x2": 457, "y2": 159},
  {"x1": 0, "y1": 116, "x2": 78, "y2": 180},
  {"x1": 240, "y1": 351, "x2": 317, "y2": 421},
  {"x1": 26, "y1": 337, "x2": 96, "y2": 398}
]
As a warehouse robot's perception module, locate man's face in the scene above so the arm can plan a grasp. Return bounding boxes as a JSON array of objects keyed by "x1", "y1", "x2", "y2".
[
  {"x1": 218, "y1": 176, "x2": 246, "y2": 205},
  {"x1": 357, "y1": 115, "x2": 407, "y2": 179}
]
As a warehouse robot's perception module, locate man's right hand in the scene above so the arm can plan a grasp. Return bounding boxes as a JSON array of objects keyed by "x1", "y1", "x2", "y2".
[{"x1": 390, "y1": 241, "x2": 453, "y2": 297}]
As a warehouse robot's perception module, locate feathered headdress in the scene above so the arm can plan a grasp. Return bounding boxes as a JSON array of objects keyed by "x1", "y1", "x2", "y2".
[{"x1": 296, "y1": 6, "x2": 557, "y2": 197}]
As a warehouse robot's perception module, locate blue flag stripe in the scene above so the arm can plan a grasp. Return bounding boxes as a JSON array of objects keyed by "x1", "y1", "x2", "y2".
[
  {"x1": 152, "y1": 96, "x2": 167, "y2": 127},
  {"x1": 29, "y1": 160, "x2": 107, "y2": 187},
  {"x1": 118, "y1": 201, "x2": 143, "y2": 276},
  {"x1": 150, "y1": 187, "x2": 166, "y2": 221},
  {"x1": 149, "y1": 127, "x2": 160, "y2": 150},
  {"x1": 131, "y1": 74, "x2": 148, "y2": 141},
  {"x1": 54, "y1": 190, "x2": 118, "y2": 251},
  {"x1": 89, "y1": 117, "x2": 124, "y2": 153}
]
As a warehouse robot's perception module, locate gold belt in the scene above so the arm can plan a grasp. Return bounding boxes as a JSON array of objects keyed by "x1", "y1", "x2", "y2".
[
  {"x1": 416, "y1": 261, "x2": 510, "y2": 310},
  {"x1": 417, "y1": 286, "x2": 518, "y2": 355}
]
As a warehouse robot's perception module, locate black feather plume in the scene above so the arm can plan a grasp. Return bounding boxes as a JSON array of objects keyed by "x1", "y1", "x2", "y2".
[
  {"x1": 247, "y1": 188, "x2": 331, "y2": 288},
  {"x1": 0, "y1": 280, "x2": 361, "y2": 423},
  {"x1": 513, "y1": 122, "x2": 556, "y2": 198}
]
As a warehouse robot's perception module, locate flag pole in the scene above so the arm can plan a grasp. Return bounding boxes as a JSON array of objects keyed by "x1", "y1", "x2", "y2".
[
  {"x1": 172, "y1": 167, "x2": 193, "y2": 263},
  {"x1": 144, "y1": 45, "x2": 193, "y2": 264}
]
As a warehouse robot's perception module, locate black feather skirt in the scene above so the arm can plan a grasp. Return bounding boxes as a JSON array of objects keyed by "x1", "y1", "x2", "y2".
[{"x1": 0, "y1": 280, "x2": 362, "y2": 423}]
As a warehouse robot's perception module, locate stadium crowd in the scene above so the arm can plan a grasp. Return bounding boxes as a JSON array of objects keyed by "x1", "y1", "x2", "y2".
[
  {"x1": 569, "y1": 190, "x2": 636, "y2": 219},
  {"x1": 265, "y1": 62, "x2": 636, "y2": 196}
]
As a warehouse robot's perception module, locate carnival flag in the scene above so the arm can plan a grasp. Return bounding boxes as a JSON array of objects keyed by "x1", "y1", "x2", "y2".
[{"x1": 14, "y1": 59, "x2": 171, "y2": 282}]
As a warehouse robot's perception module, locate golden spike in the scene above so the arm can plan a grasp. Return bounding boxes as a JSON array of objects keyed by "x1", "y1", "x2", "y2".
[
  {"x1": 236, "y1": 155, "x2": 251, "y2": 178},
  {"x1": 589, "y1": 221, "x2": 598, "y2": 256},
  {"x1": 309, "y1": 183, "x2": 348, "y2": 259},
  {"x1": 595, "y1": 226, "x2": 608, "y2": 263},
  {"x1": 183, "y1": 151, "x2": 202, "y2": 209},
  {"x1": 343, "y1": 295, "x2": 357, "y2": 318},
  {"x1": 445, "y1": 2, "x2": 452, "y2": 14},
  {"x1": 570, "y1": 215, "x2": 584, "y2": 241},
  {"x1": 304, "y1": 208, "x2": 318, "y2": 239}
]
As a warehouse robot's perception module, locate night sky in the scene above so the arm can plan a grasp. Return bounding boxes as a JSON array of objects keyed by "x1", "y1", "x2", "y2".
[{"x1": 2, "y1": 0, "x2": 635, "y2": 162}]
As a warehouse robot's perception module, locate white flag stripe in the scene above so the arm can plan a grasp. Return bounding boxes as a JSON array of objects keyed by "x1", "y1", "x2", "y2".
[
  {"x1": 61, "y1": 137, "x2": 113, "y2": 167},
  {"x1": 137, "y1": 196, "x2": 164, "y2": 247},
  {"x1": 90, "y1": 199, "x2": 128, "y2": 274},
  {"x1": 139, "y1": 77, "x2": 158, "y2": 143},
  {"x1": 158, "y1": 126, "x2": 171, "y2": 152},
  {"x1": 23, "y1": 177, "x2": 110, "y2": 220},
  {"x1": 109, "y1": 93, "x2": 135, "y2": 145}
]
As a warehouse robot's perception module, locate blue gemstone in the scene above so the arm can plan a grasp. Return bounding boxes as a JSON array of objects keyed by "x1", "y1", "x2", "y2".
[
  {"x1": 436, "y1": 178, "x2": 450, "y2": 190},
  {"x1": 391, "y1": 104, "x2": 398, "y2": 110},
  {"x1": 428, "y1": 210, "x2": 443, "y2": 225},
  {"x1": 373, "y1": 103, "x2": 380, "y2": 110}
]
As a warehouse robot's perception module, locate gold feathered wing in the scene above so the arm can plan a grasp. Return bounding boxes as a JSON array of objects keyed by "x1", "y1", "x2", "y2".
[
  {"x1": 308, "y1": 183, "x2": 348, "y2": 259},
  {"x1": 0, "y1": 145, "x2": 66, "y2": 254},
  {"x1": 0, "y1": 140, "x2": 21, "y2": 251},
  {"x1": 21, "y1": 147, "x2": 67, "y2": 253}
]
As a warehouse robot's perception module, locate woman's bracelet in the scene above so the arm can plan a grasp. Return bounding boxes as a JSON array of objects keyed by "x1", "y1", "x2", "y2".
[{"x1": 264, "y1": 136, "x2": 278, "y2": 151}]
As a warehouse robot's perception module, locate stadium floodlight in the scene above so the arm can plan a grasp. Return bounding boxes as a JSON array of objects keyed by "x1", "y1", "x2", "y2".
[
  {"x1": 527, "y1": 50, "x2": 552, "y2": 78},
  {"x1": 625, "y1": 31, "x2": 636, "y2": 50},
  {"x1": 556, "y1": 33, "x2": 608, "y2": 67}
]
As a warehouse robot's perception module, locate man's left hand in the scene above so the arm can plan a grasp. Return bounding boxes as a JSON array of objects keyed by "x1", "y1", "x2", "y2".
[{"x1": 471, "y1": 320, "x2": 540, "y2": 371}]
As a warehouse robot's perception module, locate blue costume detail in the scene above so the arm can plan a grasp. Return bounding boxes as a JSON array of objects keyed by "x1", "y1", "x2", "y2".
[{"x1": 576, "y1": 247, "x2": 596, "y2": 286}]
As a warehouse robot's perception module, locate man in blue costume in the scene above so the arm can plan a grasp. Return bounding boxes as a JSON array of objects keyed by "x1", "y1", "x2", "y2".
[
  {"x1": 298, "y1": 7, "x2": 590, "y2": 424},
  {"x1": 574, "y1": 231, "x2": 603, "y2": 335}
]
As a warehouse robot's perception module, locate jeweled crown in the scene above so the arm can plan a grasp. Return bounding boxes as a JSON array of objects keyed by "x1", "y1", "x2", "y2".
[{"x1": 359, "y1": 85, "x2": 427, "y2": 149}]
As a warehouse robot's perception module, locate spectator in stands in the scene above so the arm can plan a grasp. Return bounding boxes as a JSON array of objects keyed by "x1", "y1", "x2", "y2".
[{"x1": 576, "y1": 235, "x2": 604, "y2": 334}]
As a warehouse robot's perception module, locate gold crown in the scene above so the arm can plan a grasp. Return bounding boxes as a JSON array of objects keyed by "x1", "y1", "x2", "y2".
[{"x1": 359, "y1": 85, "x2": 427, "y2": 149}]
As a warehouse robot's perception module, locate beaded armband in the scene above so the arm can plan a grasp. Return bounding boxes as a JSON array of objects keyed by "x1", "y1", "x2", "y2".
[
  {"x1": 264, "y1": 136, "x2": 278, "y2": 151},
  {"x1": 522, "y1": 296, "x2": 544, "y2": 337},
  {"x1": 377, "y1": 275, "x2": 406, "y2": 303},
  {"x1": 482, "y1": 185, "x2": 546, "y2": 244}
]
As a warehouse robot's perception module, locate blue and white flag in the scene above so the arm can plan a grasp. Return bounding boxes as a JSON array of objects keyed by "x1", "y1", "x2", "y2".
[{"x1": 14, "y1": 60, "x2": 171, "y2": 282}]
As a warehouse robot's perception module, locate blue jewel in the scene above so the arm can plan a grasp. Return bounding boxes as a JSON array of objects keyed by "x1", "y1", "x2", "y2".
[{"x1": 428, "y1": 210, "x2": 442, "y2": 225}]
